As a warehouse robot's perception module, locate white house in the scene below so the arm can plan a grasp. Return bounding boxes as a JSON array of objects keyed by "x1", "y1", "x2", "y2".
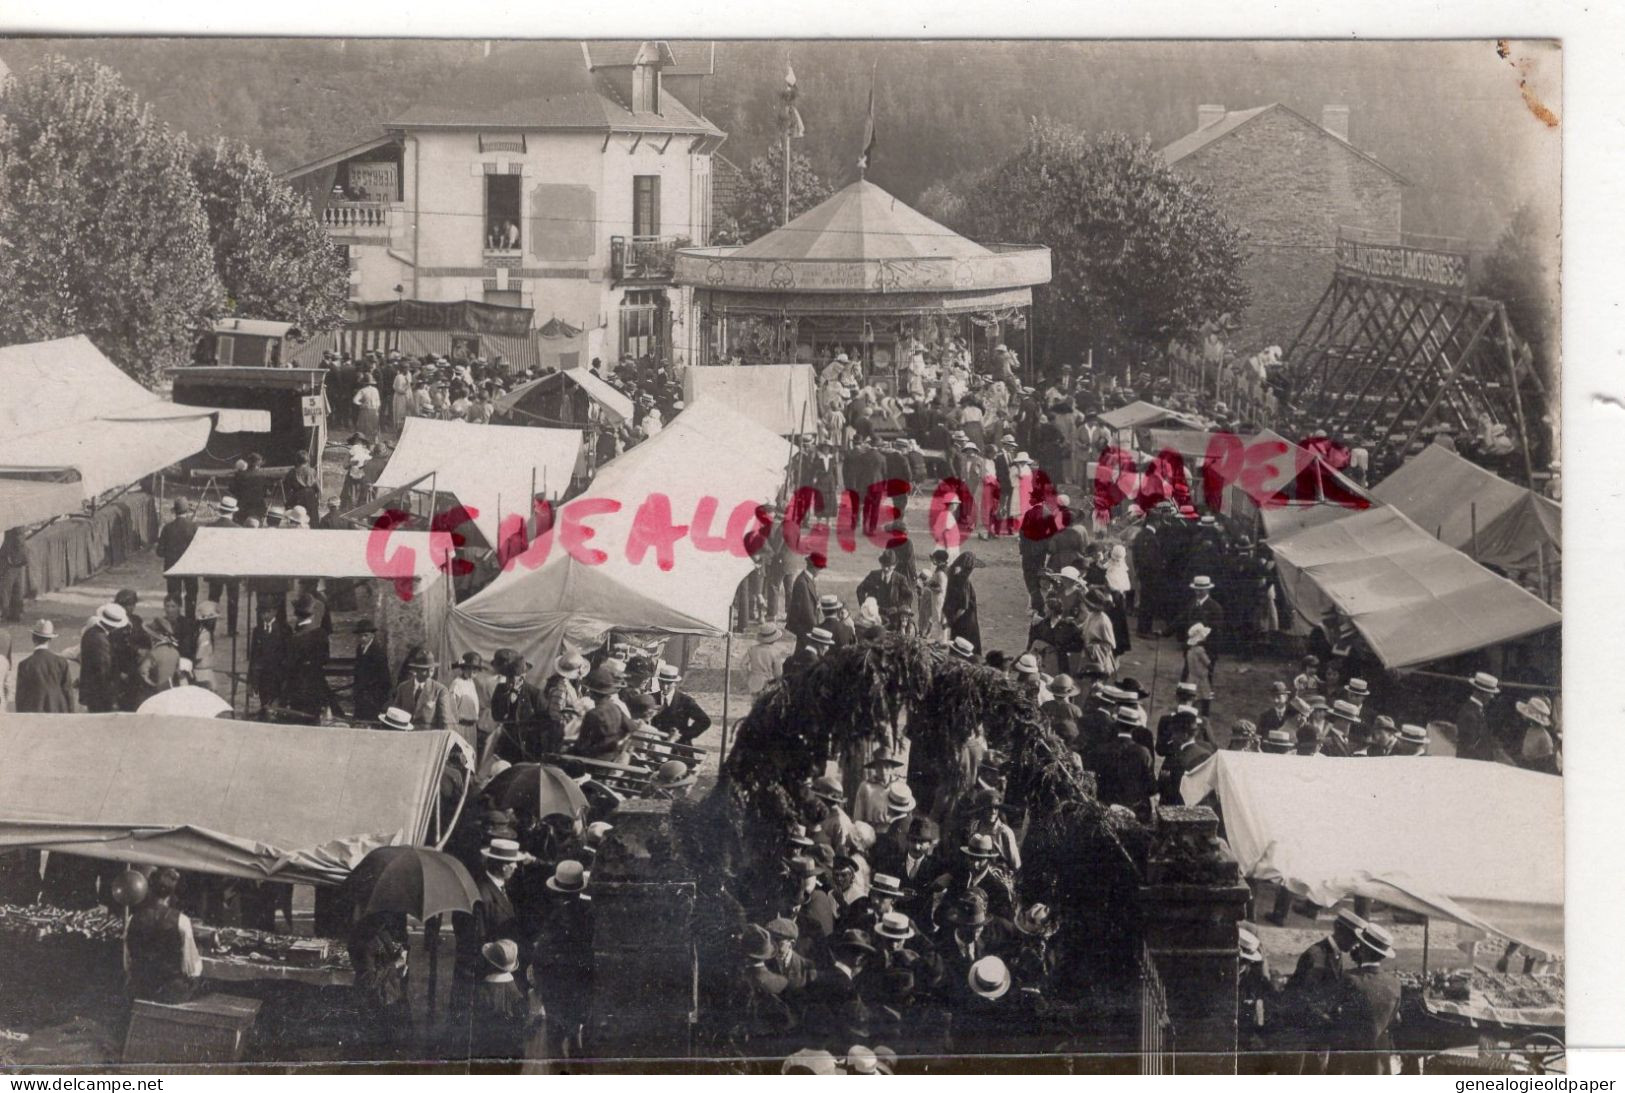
[{"x1": 283, "y1": 40, "x2": 725, "y2": 365}]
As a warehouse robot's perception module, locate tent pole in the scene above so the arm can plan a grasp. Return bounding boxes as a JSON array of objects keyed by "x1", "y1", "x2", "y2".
[
  {"x1": 1470, "y1": 502, "x2": 1478, "y2": 559},
  {"x1": 231, "y1": 585, "x2": 243, "y2": 712},
  {"x1": 722, "y1": 604, "x2": 734, "y2": 759},
  {"x1": 1537, "y1": 542, "x2": 1548, "y2": 603},
  {"x1": 1422, "y1": 916, "x2": 1430, "y2": 976}
]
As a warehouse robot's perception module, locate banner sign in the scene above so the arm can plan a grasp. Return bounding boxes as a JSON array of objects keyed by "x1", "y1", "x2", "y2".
[
  {"x1": 1335, "y1": 239, "x2": 1469, "y2": 292},
  {"x1": 347, "y1": 163, "x2": 398, "y2": 203}
]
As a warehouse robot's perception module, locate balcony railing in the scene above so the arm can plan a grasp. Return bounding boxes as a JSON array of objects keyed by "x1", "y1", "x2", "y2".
[
  {"x1": 322, "y1": 200, "x2": 394, "y2": 235},
  {"x1": 611, "y1": 235, "x2": 687, "y2": 284}
]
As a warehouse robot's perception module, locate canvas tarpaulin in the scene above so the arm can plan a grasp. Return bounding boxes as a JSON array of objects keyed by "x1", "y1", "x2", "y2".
[
  {"x1": 1267, "y1": 503, "x2": 1559, "y2": 668},
  {"x1": 1097, "y1": 400, "x2": 1205, "y2": 432},
  {"x1": 373, "y1": 418, "x2": 582, "y2": 549},
  {"x1": 1372, "y1": 445, "x2": 1559, "y2": 573},
  {"x1": 683, "y1": 364, "x2": 817, "y2": 436},
  {"x1": 0, "y1": 477, "x2": 85, "y2": 532},
  {"x1": 0, "y1": 714, "x2": 472, "y2": 886},
  {"x1": 495, "y1": 368, "x2": 634, "y2": 424},
  {"x1": 349, "y1": 299, "x2": 534, "y2": 336},
  {"x1": 0, "y1": 336, "x2": 262, "y2": 495},
  {"x1": 447, "y1": 398, "x2": 790, "y2": 671},
  {"x1": 1183, "y1": 750, "x2": 1563, "y2": 955},
  {"x1": 166, "y1": 527, "x2": 449, "y2": 583}
]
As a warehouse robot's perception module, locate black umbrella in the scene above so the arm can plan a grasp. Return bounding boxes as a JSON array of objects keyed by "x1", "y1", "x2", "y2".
[{"x1": 343, "y1": 845, "x2": 480, "y2": 922}]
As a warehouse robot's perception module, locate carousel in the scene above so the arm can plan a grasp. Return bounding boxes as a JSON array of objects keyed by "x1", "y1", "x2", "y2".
[{"x1": 675, "y1": 179, "x2": 1051, "y2": 388}]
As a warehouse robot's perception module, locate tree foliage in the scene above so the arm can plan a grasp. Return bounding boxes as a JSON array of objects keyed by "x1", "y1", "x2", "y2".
[
  {"x1": 1479, "y1": 199, "x2": 1559, "y2": 398},
  {"x1": 191, "y1": 137, "x2": 349, "y2": 333},
  {"x1": 0, "y1": 56, "x2": 222, "y2": 385},
  {"x1": 947, "y1": 120, "x2": 1249, "y2": 361},
  {"x1": 723, "y1": 140, "x2": 834, "y2": 244}
]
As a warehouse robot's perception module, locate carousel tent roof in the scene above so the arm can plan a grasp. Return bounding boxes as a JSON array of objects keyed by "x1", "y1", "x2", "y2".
[{"x1": 734, "y1": 179, "x2": 992, "y2": 262}]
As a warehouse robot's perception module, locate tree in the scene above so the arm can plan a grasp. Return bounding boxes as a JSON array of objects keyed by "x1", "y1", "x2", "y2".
[
  {"x1": 191, "y1": 138, "x2": 349, "y2": 334},
  {"x1": 0, "y1": 55, "x2": 221, "y2": 385},
  {"x1": 952, "y1": 120, "x2": 1249, "y2": 364},
  {"x1": 1478, "y1": 199, "x2": 1559, "y2": 401},
  {"x1": 725, "y1": 141, "x2": 834, "y2": 244}
]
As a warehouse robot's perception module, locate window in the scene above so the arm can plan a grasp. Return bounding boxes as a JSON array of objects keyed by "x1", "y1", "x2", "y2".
[
  {"x1": 216, "y1": 335, "x2": 236, "y2": 366},
  {"x1": 633, "y1": 175, "x2": 661, "y2": 239},
  {"x1": 632, "y1": 63, "x2": 660, "y2": 114},
  {"x1": 484, "y1": 289, "x2": 522, "y2": 308},
  {"x1": 620, "y1": 290, "x2": 664, "y2": 360},
  {"x1": 485, "y1": 174, "x2": 522, "y2": 251}
]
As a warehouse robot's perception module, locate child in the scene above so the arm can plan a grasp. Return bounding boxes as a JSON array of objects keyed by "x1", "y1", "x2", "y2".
[
  {"x1": 1292, "y1": 654, "x2": 1322, "y2": 700},
  {"x1": 1183, "y1": 622, "x2": 1214, "y2": 718}
]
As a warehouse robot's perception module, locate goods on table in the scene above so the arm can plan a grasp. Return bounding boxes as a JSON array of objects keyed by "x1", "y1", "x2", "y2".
[
  {"x1": 196, "y1": 926, "x2": 348, "y2": 970},
  {"x1": 0, "y1": 903, "x2": 123, "y2": 943},
  {"x1": 1413, "y1": 965, "x2": 1564, "y2": 1029}
]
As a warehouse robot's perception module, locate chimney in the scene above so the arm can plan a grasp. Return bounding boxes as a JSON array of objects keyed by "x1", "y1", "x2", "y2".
[
  {"x1": 1322, "y1": 104, "x2": 1350, "y2": 141},
  {"x1": 1197, "y1": 104, "x2": 1226, "y2": 131}
]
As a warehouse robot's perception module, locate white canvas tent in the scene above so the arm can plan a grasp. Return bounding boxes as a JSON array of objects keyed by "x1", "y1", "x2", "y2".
[
  {"x1": 1183, "y1": 750, "x2": 1563, "y2": 954},
  {"x1": 373, "y1": 418, "x2": 583, "y2": 549},
  {"x1": 167, "y1": 527, "x2": 449, "y2": 584},
  {"x1": 0, "y1": 335, "x2": 268, "y2": 498},
  {"x1": 447, "y1": 398, "x2": 791, "y2": 670},
  {"x1": 0, "y1": 713, "x2": 470, "y2": 886},
  {"x1": 683, "y1": 364, "x2": 817, "y2": 436}
]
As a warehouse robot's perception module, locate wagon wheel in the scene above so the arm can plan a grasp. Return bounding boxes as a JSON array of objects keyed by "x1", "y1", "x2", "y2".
[{"x1": 1505, "y1": 1032, "x2": 1565, "y2": 1074}]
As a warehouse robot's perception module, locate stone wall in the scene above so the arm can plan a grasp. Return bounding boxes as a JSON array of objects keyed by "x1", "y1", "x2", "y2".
[{"x1": 1173, "y1": 107, "x2": 1403, "y2": 356}]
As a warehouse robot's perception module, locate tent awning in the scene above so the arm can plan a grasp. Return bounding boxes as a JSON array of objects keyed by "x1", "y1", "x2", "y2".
[
  {"x1": 167, "y1": 527, "x2": 449, "y2": 582},
  {"x1": 1183, "y1": 750, "x2": 1562, "y2": 954},
  {"x1": 448, "y1": 398, "x2": 789, "y2": 669},
  {"x1": 373, "y1": 418, "x2": 583, "y2": 548},
  {"x1": 0, "y1": 476, "x2": 86, "y2": 532},
  {"x1": 1098, "y1": 400, "x2": 1205, "y2": 431},
  {"x1": 496, "y1": 368, "x2": 634, "y2": 424},
  {"x1": 1372, "y1": 445, "x2": 1559, "y2": 571},
  {"x1": 682, "y1": 364, "x2": 816, "y2": 436},
  {"x1": 0, "y1": 714, "x2": 471, "y2": 886},
  {"x1": 1268, "y1": 503, "x2": 1560, "y2": 668},
  {"x1": 0, "y1": 417, "x2": 213, "y2": 499}
]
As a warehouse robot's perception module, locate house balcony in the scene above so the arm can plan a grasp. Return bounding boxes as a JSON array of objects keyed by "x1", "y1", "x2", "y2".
[
  {"x1": 611, "y1": 235, "x2": 687, "y2": 284},
  {"x1": 321, "y1": 200, "x2": 397, "y2": 242}
]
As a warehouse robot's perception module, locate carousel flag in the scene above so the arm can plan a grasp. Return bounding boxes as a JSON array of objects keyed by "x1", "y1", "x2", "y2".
[{"x1": 782, "y1": 62, "x2": 805, "y2": 138}]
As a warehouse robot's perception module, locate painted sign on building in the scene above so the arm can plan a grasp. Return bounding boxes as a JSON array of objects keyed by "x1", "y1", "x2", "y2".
[
  {"x1": 349, "y1": 163, "x2": 399, "y2": 203},
  {"x1": 1335, "y1": 238, "x2": 1469, "y2": 292}
]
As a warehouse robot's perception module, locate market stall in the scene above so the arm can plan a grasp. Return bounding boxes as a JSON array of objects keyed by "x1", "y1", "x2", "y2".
[
  {"x1": 493, "y1": 366, "x2": 634, "y2": 430},
  {"x1": 1181, "y1": 750, "x2": 1563, "y2": 954},
  {"x1": 681, "y1": 363, "x2": 816, "y2": 437},
  {"x1": 675, "y1": 179, "x2": 1051, "y2": 384}
]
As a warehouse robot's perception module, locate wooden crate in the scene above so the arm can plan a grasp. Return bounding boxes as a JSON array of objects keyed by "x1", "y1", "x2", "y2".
[{"x1": 122, "y1": 993, "x2": 261, "y2": 1067}]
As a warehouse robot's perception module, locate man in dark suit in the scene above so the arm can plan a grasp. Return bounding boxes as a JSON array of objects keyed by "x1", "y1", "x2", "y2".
[
  {"x1": 650, "y1": 663, "x2": 711, "y2": 744},
  {"x1": 783, "y1": 856, "x2": 839, "y2": 959},
  {"x1": 350, "y1": 619, "x2": 391, "y2": 723},
  {"x1": 819, "y1": 596, "x2": 856, "y2": 648},
  {"x1": 1176, "y1": 575, "x2": 1226, "y2": 651},
  {"x1": 1092, "y1": 709, "x2": 1156, "y2": 821},
  {"x1": 1327, "y1": 922, "x2": 1403, "y2": 1075},
  {"x1": 855, "y1": 550, "x2": 915, "y2": 630},
  {"x1": 1281, "y1": 908, "x2": 1363, "y2": 1068},
  {"x1": 78, "y1": 604, "x2": 126, "y2": 713},
  {"x1": 156, "y1": 499, "x2": 200, "y2": 619},
  {"x1": 1155, "y1": 710, "x2": 1215, "y2": 808},
  {"x1": 281, "y1": 594, "x2": 333, "y2": 723},
  {"x1": 785, "y1": 560, "x2": 821, "y2": 643},
  {"x1": 452, "y1": 840, "x2": 522, "y2": 1014},
  {"x1": 16, "y1": 619, "x2": 74, "y2": 712},
  {"x1": 1453, "y1": 672, "x2": 1506, "y2": 762},
  {"x1": 389, "y1": 648, "x2": 453, "y2": 732},
  {"x1": 248, "y1": 599, "x2": 292, "y2": 715}
]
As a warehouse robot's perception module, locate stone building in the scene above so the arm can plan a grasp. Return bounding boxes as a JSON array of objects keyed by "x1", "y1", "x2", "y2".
[{"x1": 1162, "y1": 103, "x2": 1406, "y2": 356}]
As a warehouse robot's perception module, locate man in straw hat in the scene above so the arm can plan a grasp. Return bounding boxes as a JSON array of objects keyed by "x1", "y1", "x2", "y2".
[
  {"x1": 450, "y1": 839, "x2": 524, "y2": 1015},
  {"x1": 1321, "y1": 699, "x2": 1363, "y2": 757},
  {"x1": 1514, "y1": 694, "x2": 1561, "y2": 775},
  {"x1": 390, "y1": 647, "x2": 452, "y2": 731},
  {"x1": 570, "y1": 665, "x2": 634, "y2": 760},
  {"x1": 651, "y1": 661, "x2": 711, "y2": 744},
  {"x1": 1092, "y1": 705, "x2": 1156, "y2": 821},
  {"x1": 1326, "y1": 921, "x2": 1401, "y2": 1075},
  {"x1": 1279, "y1": 907, "x2": 1367, "y2": 1069},
  {"x1": 78, "y1": 603, "x2": 128, "y2": 713},
  {"x1": 1453, "y1": 671, "x2": 1505, "y2": 763},
  {"x1": 16, "y1": 618, "x2": 73, "y2": 712},
  {"x1": 1391, "y1": 722, "x2": 1430, "y2": 756},
  {"x1": 745, "y1": 623, "x2": 789, "y2": 695}
]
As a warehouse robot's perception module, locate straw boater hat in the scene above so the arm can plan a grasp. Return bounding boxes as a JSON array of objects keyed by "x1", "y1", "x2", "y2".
[
  {"x1": 1345, "y1": 678, "x2": 1371, "y2": 698},
  {"x1": 782, "y1": 1050, "x2": 839, "y2": 1076},
  {"x1": 1399, "y1": 724, "x2": 1429, "y2": 747},
  {"x1": 482, "y1": 838, "x2": 526, "y2": 864},
  {"x1": 1469, "y1": 671, "x2": 1500, "y2": 695},
  {"x1": 1190, "y1": 575, "x2": 1215, "y2": 591},
  {"x1": 806, "y1": 627, "x2": 836, "y2": 648},
  {"x1": 1515, "y1": 696, "x2": 1552, "y2": 726},
  {"x1": 551, "y1": 650, "x2": 588, "y2": 680},
  {"x1": 546, "y1": 859, "x2": 588, "y2": 894},
  {"x1": 756, "y1": 623, "x2": 782, "y2": 642},
  {"x1": 481, "y1": 939, "x2": 520, "y2": 974},
  {"x1": 869, "y1": 874, "x2": 907, "y2": 900},
  {"x1": 874, "y1": 911, "x2": 916, "y2": 941},
  {"x1": 217, "y1": 495, "x2": 239, "y2": 516},
  {"x1": 882, "y1": 784, "x2": 916, "y2": 820},
  {"x1": 960, "y1": 832, "x2": 999, "y2": 861},
  {"x1": 967, "y1": 956, "x2": 1011, "y2": 1000},
  {"x1": 1353, "y1": 921, "x2": 1397, "y2": 960},
  {"x1": 1262, "y1": 729, "x2": 1294, "y2": 753},
  {"x1": 786, "y1": 823, "x2": 816, "y2": 849},
  {"x1": 1238, "y1": 927, "x2": 1264, "y2": 964},
  {"x1": 818, "y1": 594, "x2": 842, "y2": 613},
  {"x1": 378, "y1": 707, "x2": 414, "y2": 731},
  {"x1": 1012, "y1": 652, "x2": 1040, "y2": 676},
  {"x1": 657, "y1": 662, "x2": 682, "y2": 685},
  {"x1": 95, "y1": 603, "x2": 130, "y2": 630},
  {"x1": 1329, "y1": 699, "x2": 1363, "y2": 723}
]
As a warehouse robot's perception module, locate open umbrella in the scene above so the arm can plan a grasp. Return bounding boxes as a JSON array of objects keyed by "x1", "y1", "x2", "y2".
[
  {"x1": 482, "y1": 763, "x2": 589, "y2": 819},
  {"x1": 344, "y1": 845, "x2": 480, "y2": 922}
]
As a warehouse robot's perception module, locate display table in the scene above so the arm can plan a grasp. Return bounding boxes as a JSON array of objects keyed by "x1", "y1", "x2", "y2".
[
  {"x1": 123, "y1": 993, "x2": 261, "y2": 1067},
  {"x1": 23, "y1": 491, "x2": 158, "y2": 598}
]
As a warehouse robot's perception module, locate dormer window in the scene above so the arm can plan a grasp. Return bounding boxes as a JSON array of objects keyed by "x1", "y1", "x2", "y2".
[{"x1": 632, "y1": 62, "x2": 660, "y2": 114}]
